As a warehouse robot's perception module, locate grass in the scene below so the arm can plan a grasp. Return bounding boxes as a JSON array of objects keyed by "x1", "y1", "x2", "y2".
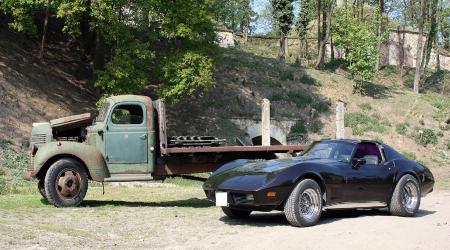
[
  {"x1": 358, "y1": 102, "x2": 372, "y2": 111},
  {"x1": 412, "y1": 127, "x2": 438, "y2": 146},
  {"x1": 396, "y1": 122, "x2": 409, "y2": 136},
  {"x1": 344, "y1": 112, "x2": 388, "y2": 135},
  {"x1": 287, "y1": 91, "x2": 331, "y2": 113},
  {"x1": 422, "y1": 94, "x2": 450, "y2": 122},
  {"x1": 402, "y1": 151, "x2": 417, "y2": 160}
]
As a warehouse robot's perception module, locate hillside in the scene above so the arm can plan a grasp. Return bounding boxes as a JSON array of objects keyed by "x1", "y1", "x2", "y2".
[{"x1": 0, "y1": 27, "x2": 449, "y2": 187}]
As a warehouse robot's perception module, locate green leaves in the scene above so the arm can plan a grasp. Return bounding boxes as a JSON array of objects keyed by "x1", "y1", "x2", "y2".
[
  {"x1": 333, "y1": 7, "x2": 382, "y2": 91},
  {"x1": 158, "y1": 51, "x2": 215, "y2": 104},
  {"x1": 271, "y1": 0, "x2": 294, "y2": 34}
]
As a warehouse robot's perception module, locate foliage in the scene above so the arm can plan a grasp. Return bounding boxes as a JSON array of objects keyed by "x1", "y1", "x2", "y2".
[
  {"x1": 344, "y1": 112, "x2": 387, "y2": 135},
  {"x1": 446, "y1": 140, "x2": 450, "y2": 150},
  {"x1": 158, "y1": 51, "x2": 215, "y2": 104},
  {"x1": 333, "y1": 7, "x2": 382, "y2": 92},
  {"x1": 358, "y1": 102, "x2": 372, "y2": 111},
  {"x1": 296, "y1": 0, "x2": 315, "y2": 40},
  {"x1": 290, "y1": 120, "x2": 308, "y2": 135},
  {"x1": 402, "y1": 151, "x2": 417, "y2": 160},
  {"x1": 287, "y1": 91, "x2": 330, "y2": 112},
  {"x1": 299, "y1": 74, "x2": 319, "y2": 85},
  {"x1": 271, "y1": 0, "x2": 294, "y2": 35},
  {"x1": 422, "y1": 94, "x2": 450, "y2": 122},
  {"x1": 1, "y1": 0, "x2": 218, "y2": 104},
  {"x1": 396, "y1": 122, "x2": 409, "y2": 136},
  {"x1": 280, "y1": 67, "x2": 295, "y2": 80},
  {"x1": 213, "y1": 0, "x2": 256, "y2": 32},
  {"x1": 413, "y1": 128, "x2": 438, "y2": 146}
]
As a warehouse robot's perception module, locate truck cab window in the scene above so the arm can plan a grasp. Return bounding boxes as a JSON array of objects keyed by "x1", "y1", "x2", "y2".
[
  {"x1": 353, "y1": 142, "x2": 382, "y2": 165},
  {"x1": 111, "y1": 104, "x2": 144, "y2": 125}
]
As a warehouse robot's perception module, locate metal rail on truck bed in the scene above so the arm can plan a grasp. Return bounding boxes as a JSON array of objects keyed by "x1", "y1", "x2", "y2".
[{"x1": 153, "y1": 99, "x2": 307, "y2": 177}]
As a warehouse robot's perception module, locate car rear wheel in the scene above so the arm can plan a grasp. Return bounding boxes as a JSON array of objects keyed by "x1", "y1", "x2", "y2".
[
  {"x1": 284, "y1": 179, "x2": 322, "y2": 227},
  {"x1": 222, "y1": 207, "x2": 252, "y2": 218},
  {"x1": 389, "y1": 174, "x2": 420, "y2": 217},
  {"x1": 44, "y1": 158, "x2": 88, "y2": 207}
]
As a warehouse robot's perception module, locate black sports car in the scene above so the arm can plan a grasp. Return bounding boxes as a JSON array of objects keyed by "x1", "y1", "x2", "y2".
[{"x1": 203, "y1": 139, "x2": 434, "y2": 227}]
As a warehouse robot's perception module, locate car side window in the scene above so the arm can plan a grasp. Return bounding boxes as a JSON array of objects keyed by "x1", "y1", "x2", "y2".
[
  {"x1": 111, "y1": 104, "x2": 144, "y2": 125},
  {"x1": 353, "y1": 142, "x2": 382, "y2": 165}
]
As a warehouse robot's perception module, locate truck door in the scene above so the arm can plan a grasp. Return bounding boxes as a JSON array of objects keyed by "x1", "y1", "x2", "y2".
[{"x1": 105, "y1": 102, "x2": 148, "y2": 174}]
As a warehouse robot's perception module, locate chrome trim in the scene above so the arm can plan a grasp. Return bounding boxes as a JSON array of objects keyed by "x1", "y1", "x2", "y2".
[{"x1": 325, "y1": 201, "x2": 387, "y2": 209}]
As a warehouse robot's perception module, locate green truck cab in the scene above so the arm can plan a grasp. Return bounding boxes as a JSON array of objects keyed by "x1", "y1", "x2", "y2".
[{"x1": 25, "y1": 95, "x2": 305, "y2": 207}]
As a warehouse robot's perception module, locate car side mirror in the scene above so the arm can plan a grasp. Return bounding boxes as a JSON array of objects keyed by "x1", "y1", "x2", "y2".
[{"x1": 352, "y1": 158, "x2": 366, "y2": 169}]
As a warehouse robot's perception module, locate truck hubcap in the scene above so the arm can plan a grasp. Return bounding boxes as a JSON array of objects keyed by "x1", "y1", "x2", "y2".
[{"x1": 56, "y1": 169, "x2": 81, "y2": 199}]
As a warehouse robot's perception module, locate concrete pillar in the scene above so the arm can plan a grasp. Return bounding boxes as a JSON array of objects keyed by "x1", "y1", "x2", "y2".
[
  {"x1": 261, "y1": 99, "x2": 270, "y2": 146},
  {"x1": 336, "y1": 100, "x2": 346, "y2": 139}
]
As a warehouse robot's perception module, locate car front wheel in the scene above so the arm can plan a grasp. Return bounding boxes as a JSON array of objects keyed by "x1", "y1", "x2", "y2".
[
  {"x1": 389, "y1": 174, "x2": 421, "y2": 216},
  {"x1": 284, "y1": 179, "x2": 322, "y2": 227}
]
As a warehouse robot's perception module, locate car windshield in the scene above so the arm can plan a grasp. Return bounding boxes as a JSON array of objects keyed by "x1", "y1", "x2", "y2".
[
  {"x1": 299, "y1": 141, "x2": 355, "y2": 162},
  {"x1": 96, "y1": 101, "x2": 110, "y2": 122}
]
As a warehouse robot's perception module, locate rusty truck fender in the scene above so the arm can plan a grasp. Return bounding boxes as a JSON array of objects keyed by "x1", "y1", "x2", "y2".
[{"x1": 33, "y1": 141, "x2": 110, "y2": 181}]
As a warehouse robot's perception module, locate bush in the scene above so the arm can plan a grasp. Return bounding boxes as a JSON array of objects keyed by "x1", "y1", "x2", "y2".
[
  {"x1": 290, "y1": 120, "x2": 307, "y2": 135},
  {"x1": 0, "y1": 142, "x2": 35, "y2": 195},
  {"x1": 344, "y1": 112, "x2": 387, "y2": 135},
  {"x1": 287, "y1": 91, "x2": 330, "y2": 113},
  {"x1": 446, "y1": 140, "x2": 450, "y2": 150},
  {"x1": 269, "y1": 93, "x2": 285, "y2": 102},
  {"x1": 413, "y1": 128, "x2": 438, "y2": 146},
  {"x1": 396, "y1": 122, "x2": 409, "y2": 136},
  {"x1": 280, "y1": 68, "x2": 295, "y2": 81},
  {"x1": 402, "y1": 151, "x2": 417, "y2": 160},
  {"x1": 358, "y1": 102, "x2": 372, "y2": 111},
  {"x1": 299, "y1": 75, "x2": 319, "y2": 86}
]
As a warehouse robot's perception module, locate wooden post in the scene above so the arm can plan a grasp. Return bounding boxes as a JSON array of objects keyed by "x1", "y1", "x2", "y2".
[
  {"x1": 261, "y1": 99, "x2": 270, "y2": 146},
  {"x1": 336, "y1": 100, "x2": 346, "y2": 139}
]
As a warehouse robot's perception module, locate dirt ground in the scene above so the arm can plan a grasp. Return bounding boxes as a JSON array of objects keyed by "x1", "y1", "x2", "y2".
[{"x1": 0, "y1": 183, "x2": 449, "y2": 250}]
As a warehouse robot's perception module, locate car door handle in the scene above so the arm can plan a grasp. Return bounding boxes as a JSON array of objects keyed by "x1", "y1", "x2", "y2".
[{"x1": 140, "y1": 134, "x2": 148, "y2": 140}]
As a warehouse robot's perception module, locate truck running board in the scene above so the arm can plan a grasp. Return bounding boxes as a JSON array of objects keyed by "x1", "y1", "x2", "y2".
[{"x1": 104, "y1": 174, "x2": 154, "y2": 182}]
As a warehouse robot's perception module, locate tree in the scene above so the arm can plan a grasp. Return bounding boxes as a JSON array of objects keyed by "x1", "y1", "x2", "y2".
[
  {"x1": 214, "y1": 0, "x2": 256, "y2": 43},
  {"x1": 422, "y1": 0, "x2": 438, "y2": 70},
  {"x1": 271, "y1": 0, "x2": 294, "y2": 63},
  {"x1": 413, "y1": 0, "x2": 425, "y2": 94},
  {"x1": 295, "y1": 0, "x2": 315, "y2": 65},
  {"x1": 333, "y1": 7, "x2": 381, "y2": 93},
  {"x1": 315, "y1": 0, "x2": 333, "y2": 68}
]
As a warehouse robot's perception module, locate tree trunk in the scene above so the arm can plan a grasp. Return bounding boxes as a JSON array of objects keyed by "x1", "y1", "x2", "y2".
[
  {"x1": 315, "y1": 3, "x2": 332, "y2": 68},
  {"x1": 375, "y1": 0, "x2": 384, "y2": 71},
  {"x1": 285, "y1": 37, "x2": 289, "y2": 58},
  {"x1": 278, "y1": 32, "x2": 287, "y2": 64},
  {"x1": 39, "y1": 0, "x2": 51, "y2": 59},
  {"x1": 422, "y1": 0, "x2": 438, "y2": 70},
  {"x1": 330, "y1": 32, "x2": 335, "y2": 61},
  {"x1": 94, "y1": 30, "x2": 106, "y2": 71},
  {"x1": 317, "y1": 0, "x2": 322, "y2": 54},
  {"x1": 305, "y1": 32, "x2": 310, "y2": 65},
  {"x1": 399, "y1": 25, "x2": 406, "y2": 85},
  {"x1": 296, "y1": 38, "x2": 303, "y2": 65},
  {"x1": 413, "y1": 0, "x2": 425, "y2": 94}
]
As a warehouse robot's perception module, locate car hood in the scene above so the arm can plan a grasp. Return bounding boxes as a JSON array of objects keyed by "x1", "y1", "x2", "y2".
[{"x1": 204, "y1": 158, "x2": 339, "y2": 191}]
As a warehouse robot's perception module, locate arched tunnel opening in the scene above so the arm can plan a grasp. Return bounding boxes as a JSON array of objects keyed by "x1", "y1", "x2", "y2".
[{"x1": 251, "y1": 136, "x2": 283, "y2": 146}]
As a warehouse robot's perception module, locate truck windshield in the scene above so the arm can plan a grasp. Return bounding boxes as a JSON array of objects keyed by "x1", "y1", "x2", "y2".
[
  {"x1": 299, "y1": 141, "x2": 355, "y2": 162},
  {"x1": 96, "y1": 101, "x2": 110, "y2": 122}
]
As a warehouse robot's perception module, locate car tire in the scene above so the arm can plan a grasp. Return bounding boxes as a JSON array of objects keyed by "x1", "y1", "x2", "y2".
[
  {"x1": 284, "y1": 179, "x2": 322, "y2": 227},
  {"x1": 44, "y1": 158, "x2": 88, "y2": 207},
  {"x1": 222, "y1": 207, "x2": 252, "y2": 218},
  {"x1": 38, "y1": 178, "x2": 47, "y2": 200},
  {"x1": 389, "y1": 174, "x2": 421, "y2": 217}
]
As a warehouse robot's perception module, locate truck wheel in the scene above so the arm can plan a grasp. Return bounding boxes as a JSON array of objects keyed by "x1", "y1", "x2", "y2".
[
  {"x1": 44, "y1": 158, "x2": 88, "y2": 207},
  {"x1": 222, "y1": 207, "x2": 252, "y2": 218},
  {"x1": 284, "y1": 179, "x2": 322, "y2": 227},
  {"x1": 38, "y1": 178, "x2": 47, "y2": 200},
  {"x1": 389, "y1": 174, "x2": 420, "y2": 217}
]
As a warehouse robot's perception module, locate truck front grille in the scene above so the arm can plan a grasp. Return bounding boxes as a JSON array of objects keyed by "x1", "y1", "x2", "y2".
[{"x1": 31, "y1": 134, "x2": 48, "y2": 146}]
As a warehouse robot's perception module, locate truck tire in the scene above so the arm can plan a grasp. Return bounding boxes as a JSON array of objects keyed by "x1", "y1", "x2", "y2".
[
  {"x1": 284, "y1": 179, "x2": 322, "y2": 227},
  {"x1": 222, "y1": 207, "x2": 252, "y2": 218},
  {"x1": 389, "y1": 174, "x2": 420, "y2": 217},
  {"x1": 38, "y1": 178, "x2": 47, "y2": 200},
  {"x1": 44, "y1": 158, "x2": 88, "y2": 207}
]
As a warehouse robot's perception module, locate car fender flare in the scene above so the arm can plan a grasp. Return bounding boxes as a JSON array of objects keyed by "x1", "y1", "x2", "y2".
[
  {"x1": 34, "y1": 141, "x2": 110, "y2": 181},
  {"x1": 290, "y1": 171, "x2": 327, "y2": 199}
]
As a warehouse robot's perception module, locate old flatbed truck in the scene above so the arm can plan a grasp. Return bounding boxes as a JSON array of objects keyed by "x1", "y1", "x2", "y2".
[{"x1": 24, "y1": 95, "x2": 306, "y2": 207}]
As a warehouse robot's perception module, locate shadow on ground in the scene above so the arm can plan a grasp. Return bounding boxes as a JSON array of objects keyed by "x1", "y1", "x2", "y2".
[
  {"x1": 77, "y1": 198, "x2": 213, "y2": 208},
  {"x1": 220, "y1": 208, "x2": 436, "y2": 227}
]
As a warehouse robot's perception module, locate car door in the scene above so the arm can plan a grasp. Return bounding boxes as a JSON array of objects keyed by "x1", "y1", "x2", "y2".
[
  {"x1": 105, "y1": 102, "x2": 149, "y2": 174},
  {"x1": 344, "y1": 142, "x2": 395, "y2": 205}
]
